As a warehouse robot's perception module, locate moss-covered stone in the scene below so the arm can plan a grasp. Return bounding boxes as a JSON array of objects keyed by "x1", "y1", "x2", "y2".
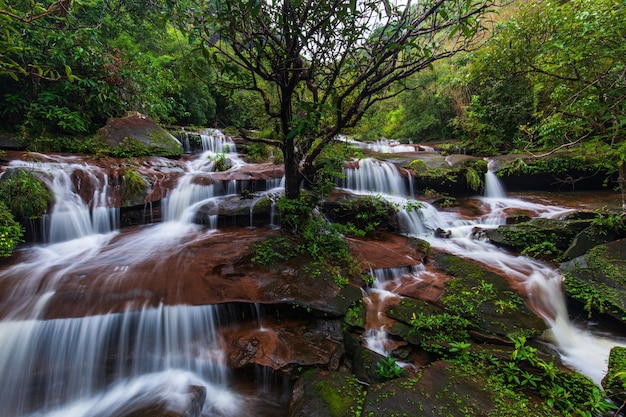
[
  {"x1": 601, "y1": 347, "x2": 626, "y2": 404},
  {"x1": 485, "y1": 218, "x2": 592, "y2": 260},
  {"x1": 97, "y1": 112, "x2": 183, "y2": 158},
  {"x1": 0, "y1": 168, "x2": 52, "y2": 219},
  {"x1": 561, "y1": 240, "x2": 626, "y2": 323},
  {"x1": 288, "y1": 370, "x2": 365, "y2": 417},
  {"x1": 361, "y1": 360, "x2": 548, "y2": 417},
  {"x1": 432, "y1": 252, "x2": 546, "y2": 339}
]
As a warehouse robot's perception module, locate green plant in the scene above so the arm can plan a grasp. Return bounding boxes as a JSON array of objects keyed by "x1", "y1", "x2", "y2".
[
  {"x1": 375, "y1": 356, "x2": 404, "y2": 380},
  {"x1": 0, "y1": 201, "x2": 24, "y2": 257},
  {"x1": 0, "y1": 168, "x2": 52, "y2": 219},
  {"x1": 521, "y1": 241, "x2": 563, "y2": 260},
  {"x1": 209, "y1": 152, "x2": 230, "y2": 172}
]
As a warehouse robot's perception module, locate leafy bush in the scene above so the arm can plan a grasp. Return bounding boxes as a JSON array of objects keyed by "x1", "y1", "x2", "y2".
[
  {"x1": 0, "y1": 201, "x2": 24, "y2": 257},
  {"x1": 0, "y1": 169, "x2": 52, "y2": 219}
]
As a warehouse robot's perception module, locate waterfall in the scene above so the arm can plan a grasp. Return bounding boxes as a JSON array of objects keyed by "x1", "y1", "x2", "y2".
[
  {"x1": 0, "y1": 305, "x2": 236, "y2": 417},
  {"x1": 340, "y1": 158, "x2": 409, "y2": 197},
  {"x1": 3, "y1": 157, "x2": 119, "y2": 243},
  {"x1": 484, "y1": 160, "x2": 506, "y2": 199},
  {"x1": 341, "y1": 156, "x2": 625, "y2": 386}
]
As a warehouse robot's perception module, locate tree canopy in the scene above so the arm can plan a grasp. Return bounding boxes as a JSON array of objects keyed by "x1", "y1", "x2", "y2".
[{"x1": 179, "y1": 0, "x2": 496, "y2": 198}]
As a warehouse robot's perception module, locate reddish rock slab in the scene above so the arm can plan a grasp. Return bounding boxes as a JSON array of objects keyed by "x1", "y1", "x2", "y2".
[
  {"x1": 223, "y1": 317, "x2": 343, "y2": 372},
  {"x1": 348, "y1": 233, "x2": 425, "y2": 270}
]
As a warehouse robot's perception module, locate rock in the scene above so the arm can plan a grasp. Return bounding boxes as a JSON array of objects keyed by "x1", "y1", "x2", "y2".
[
  {"x1": 223, "y1": 319, "x2": 344, "y2": 372},
  {"x1": 563, "y1": 225, "x2": 620, "y2": 260},
  {"x1": 343, "y1": 332, "x2": 389, "y2": 384},
  {"x1": 486, "y1": 218, "x2": 590, "y2": 252},
  {"x1": 362, "y1": 361, "x2": 495, "y2": 417},
  {"x1": 432, "y1": 252, "x2": 546, "y2": 338},
  {"x1": 97, "y1": 111, "x2": 183, "y2": 157},
  {"x1": 288, "y1": 370, "x2": 365, "y2": 417},
  {"x1": 601, "y1": 347, "x2": 626, "y2": 405},
  {"x1": 561, "y1": 239, "x2": 626, "y2": 324}
]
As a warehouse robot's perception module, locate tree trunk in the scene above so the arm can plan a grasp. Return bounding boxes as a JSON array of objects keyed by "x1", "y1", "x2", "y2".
[
  {"x1": 283, "y1": 138, "x2": 302, "y2": 200},
  {"x1": 617, "y1": 162, "x2": 626, "y2": 215}
]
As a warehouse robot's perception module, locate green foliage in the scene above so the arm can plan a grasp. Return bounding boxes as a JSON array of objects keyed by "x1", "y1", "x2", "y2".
[
  {"x1": 0, "y1": 168, "x2": 52, "y2": 219},
  {"x1": 244, "y1": 142, "x2": 270, "y2": 163},
  {"x1": 375, "y1": 356, "x2": 404, "y2": 380},
  {"x1": 252, "y1": 194, "x2": 363, "y2": 288},
  {"x1": 209, "y1": 152, "x2": 230, "y2": 172},
  {"x1": 121, "y1": 168, "x2": 147, "y2": 205},
  {"x1": 520, "y1": 241, "x2": 563, "y2": 261},
  {"x1": 0, "y1": 201, "x2": 24, "y2": 257}
]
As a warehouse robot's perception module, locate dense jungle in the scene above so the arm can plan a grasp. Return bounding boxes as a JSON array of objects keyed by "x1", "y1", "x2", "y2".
[{"x1": 0, "y1": 0, "x2": 626, "y2": 416}]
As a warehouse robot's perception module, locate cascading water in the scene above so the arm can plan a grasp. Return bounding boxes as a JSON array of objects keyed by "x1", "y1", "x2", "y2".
[
  {"x1": 0, "y1": 131, "x2": 286, "y2": 417},
  {"x1": 342, "y1": 157, "x2": 626, "y2": 385},
  {"x1": 0, "y1": 304, "x2": 234, "y2": 417},
  {"x1": 2, "y1": 155, "x2": 119, "y2": 243}
]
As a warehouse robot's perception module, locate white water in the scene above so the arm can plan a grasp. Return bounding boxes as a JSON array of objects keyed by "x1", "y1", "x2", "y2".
[
  {"x1": 343, "y1": 158, "x2": 626, "y2": 385},
  {"x1": 2, "y1": 155, "x2": 119, "y2": 243},
  {"x1": 1, "y1": 140, "x2": 624, "y2": 416},
  {"x1": 0, "y1": 132, "x2": 281, "y2": 417}
]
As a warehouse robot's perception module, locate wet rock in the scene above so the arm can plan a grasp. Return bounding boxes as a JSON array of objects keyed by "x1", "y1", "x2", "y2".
[
  {"x1": 563, "y1": 225, "x2": 620, "y2": 260},
  {"x1": 486, "y1": 218, "x2": 590, "y2": 252},
  {"x1": 432, "y1": 252, "x2": 546, "y2": 338},
  {"x1": 343, "y1": 332, "x2": 389, "y2": 384},
  {"x1": 97, "y1": 111, "x2": 183, "y2": 157},
  {"x1": 288, "y1": 370, "x2": 365, "y2": 417},
  {"x1": 561, "y1": 239, "x2": 626, "y2": 324},
  {"x1": 348, "y1": 232, "x2": 425, "y2": 269},
  {"x1": 601, "y1": 347, "x2": 626, "y2": 405},
  {"x1": 223, "y1": 319, "x2": 344, "y2": 372}
]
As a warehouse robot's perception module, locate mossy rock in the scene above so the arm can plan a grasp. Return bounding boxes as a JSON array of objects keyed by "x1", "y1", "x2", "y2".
[
  {"x1": 486, "y1": 218, "x2": 590, "y2": 253},
  {"x1": 360, "y1": 360, "x2": 530, "y2": 417},
  {"x1": 288, "y1": 369, "x2": 366, "y2": 417},
  {"x1": 561, "y1": 239, "x2": 626, "y2": 323},
  {"x1": 96, "y1": 112, "x2": 183, "y2": 157},
  {"x1": 601, "y1": 347, "x2": 626, "y2": 404},
  {"x1": 343, "y1": 332, "x2": 388, "y2": 384},
  {"x1": 0, "y1": 168, "x2": 52, "y2": 219},
  {"x1": 432, "y1": 252, "x2": 546, "y2": 339}
]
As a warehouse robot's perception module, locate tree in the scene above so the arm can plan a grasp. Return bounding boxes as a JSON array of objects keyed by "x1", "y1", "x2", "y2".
[
  {"x1": 179, "y1": 0, "x2": 496, "y2": 200},
  {"x1": 472, "y1": 0, "x2": 626, "y2": 210}
]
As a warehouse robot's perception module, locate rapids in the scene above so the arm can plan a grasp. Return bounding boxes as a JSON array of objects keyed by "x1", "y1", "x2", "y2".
[{"x1": 0, "y1": 134, "x2": 624, "y2": 416}]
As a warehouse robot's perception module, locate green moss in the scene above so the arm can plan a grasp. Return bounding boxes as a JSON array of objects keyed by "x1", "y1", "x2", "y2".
[
  {"x1": 562, "y1": 244, "x2": 626, "y2": 319},
  {"x1": 602, "y1": 347, "x2": 626, "y2": 398},
  {"x1": 121, "y1": 168, "x2": 148, "y2": 206},
  {"x1": 0, "y1": 168, "x2": 52, "y2": 219},
  {"x1": 312, "y1": 372, "x2": 365, "y2": 417}
]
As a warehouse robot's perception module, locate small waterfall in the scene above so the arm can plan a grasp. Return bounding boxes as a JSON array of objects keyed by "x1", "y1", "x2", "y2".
[
  {"x1": 364, "y1": 266, "x2": 425, "y2": 356},
  {"x1": 163, "y1": 132, "x2": 236, "y2": 224},
  {"x1": 0, "y1": 304, "x2": 235, "y2": 417},
  {"x1": 340, "y1": 158, "x2": 409, "y2": 197},
  {"x1": 200, "y1": 130, "x2": 237, "y2": 154},
  {"x1": 484, "y1": 160, "x2": 506, "y2": 199},
  {"x1": 3, "y1": 158, "x2": 119, "y2": 243}
]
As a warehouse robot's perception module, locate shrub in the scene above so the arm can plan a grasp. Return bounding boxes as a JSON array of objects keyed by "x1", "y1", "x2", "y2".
[
  {"x1": 0, "y1": 201, "x2": 24, "y2": 257},
  {"x1": 0, "y1": 168, "x2": 52, "y2": 219}
]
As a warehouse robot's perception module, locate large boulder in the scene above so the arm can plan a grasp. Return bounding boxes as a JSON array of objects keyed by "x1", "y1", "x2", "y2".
[
  {"x1": 97, "y1": 111, "x2": 183, "y2": 157},
  {"x1": 561, "y1": 239, "x2": 626, "y2": 324}
]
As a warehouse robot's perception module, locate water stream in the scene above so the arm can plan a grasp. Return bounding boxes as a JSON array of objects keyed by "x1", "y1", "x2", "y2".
[
  {"x1": 342, "y1": 159, "x2": 626, "y2": 385},
  {"x1": 0, "y1": 140, "x2": 624, "y2": 416}
]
